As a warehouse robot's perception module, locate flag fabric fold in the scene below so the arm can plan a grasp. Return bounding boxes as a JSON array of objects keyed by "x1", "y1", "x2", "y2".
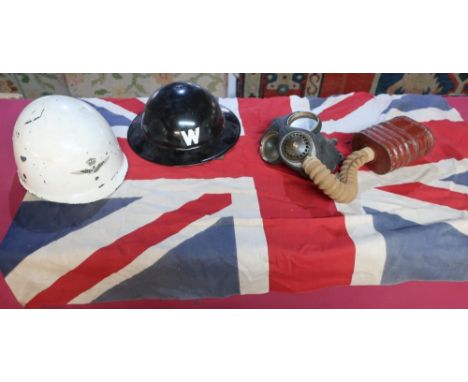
[{"x1": 0, "y1": 93, "x2": 467, "y2": 307}]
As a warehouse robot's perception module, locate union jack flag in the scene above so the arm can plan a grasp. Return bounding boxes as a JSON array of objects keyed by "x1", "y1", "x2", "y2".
[{"x1": 1, "y1": 92, "x2": 467, "y2": 307}]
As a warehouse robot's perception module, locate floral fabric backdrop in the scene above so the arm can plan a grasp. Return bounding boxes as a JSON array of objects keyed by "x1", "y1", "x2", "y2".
[
  {"x1": 4, "y1": 73, "x2": 467, "y2": 99},
  {"x1": 0, "y1": 73, "x2": 228, "y2": 98},
  {"x1": 0, "y1": 73, "x2": 21, "y2": 94},
  {"x1": 237, "y1": 73, "x2": 468, "y2": 97}
]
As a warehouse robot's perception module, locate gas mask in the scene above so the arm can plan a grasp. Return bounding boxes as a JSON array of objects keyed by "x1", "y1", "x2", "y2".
[
  {"x1": 259, "y1": 111, "x2": 343, "y2": 177},
  {"x1": 260, "y1": 113, "x2": 434, "y2": 204}
]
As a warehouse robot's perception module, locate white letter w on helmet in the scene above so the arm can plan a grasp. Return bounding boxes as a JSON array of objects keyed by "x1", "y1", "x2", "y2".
[{"x1": 181, "y1": 127, "x2": 200, "y2": 146}]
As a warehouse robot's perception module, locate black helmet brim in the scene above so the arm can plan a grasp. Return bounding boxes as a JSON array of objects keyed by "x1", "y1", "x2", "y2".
[{"x1": 127, "y1": 106, "x2": 241, "y2": 166}]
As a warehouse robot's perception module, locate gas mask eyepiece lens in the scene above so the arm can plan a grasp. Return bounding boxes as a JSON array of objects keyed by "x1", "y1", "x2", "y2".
[{"x1": 286, "y1": 111, "x2": 321, "y2": 133}]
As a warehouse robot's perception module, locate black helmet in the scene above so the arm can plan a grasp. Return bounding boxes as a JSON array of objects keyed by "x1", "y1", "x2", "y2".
[{"x1": 127, "y1": 82, "x2": 241, "y2": 166}]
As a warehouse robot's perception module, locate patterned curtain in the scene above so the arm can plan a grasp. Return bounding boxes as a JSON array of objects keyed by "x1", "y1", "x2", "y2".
[{"x1": 237, "y1": 74, "x2": 468, "y2": 98}]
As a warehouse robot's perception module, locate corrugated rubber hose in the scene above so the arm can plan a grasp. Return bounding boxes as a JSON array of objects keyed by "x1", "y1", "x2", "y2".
[{"x1": 302, "y1": 147, "x2": 375, "y2": 203}]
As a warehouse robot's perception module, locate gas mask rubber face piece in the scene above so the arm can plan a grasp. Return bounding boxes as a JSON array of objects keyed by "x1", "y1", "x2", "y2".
[{"x1": 259, "y1": 111, "x2": 343, "y2": 177}]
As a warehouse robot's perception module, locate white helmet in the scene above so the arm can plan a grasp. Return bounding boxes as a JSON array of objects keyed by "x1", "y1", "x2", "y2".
[{"x1": 13, "y1": 95, "x2": 128, "y2": 204}]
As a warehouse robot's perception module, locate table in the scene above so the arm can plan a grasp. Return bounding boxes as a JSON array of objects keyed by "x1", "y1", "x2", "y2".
[{"x1": 1, "y1": 94, "x2": 468, "y2": 308}]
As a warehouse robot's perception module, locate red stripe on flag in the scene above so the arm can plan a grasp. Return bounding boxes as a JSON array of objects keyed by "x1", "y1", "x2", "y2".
[
  {"x1": 237, "y1": 96, "x2": 356, "y2": 292},
  {"x1": 237, "y1": 96, "x2": 292, "y2": 137},
  {"x1": 103, "y1": 98, "x2": 145, "y2": 114},
  {"x1": 379, "y1": 183, "x2": 468, "y2": 211},
  {"x1": 318, "y1": 92, "x2": 374, "y2": 121},
  {"x1": 418, "y1": 120, "x2": 468, "y2": 163},
  {"x1": 26, "y1": 193, "x2": 232, "y2": 308}
]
